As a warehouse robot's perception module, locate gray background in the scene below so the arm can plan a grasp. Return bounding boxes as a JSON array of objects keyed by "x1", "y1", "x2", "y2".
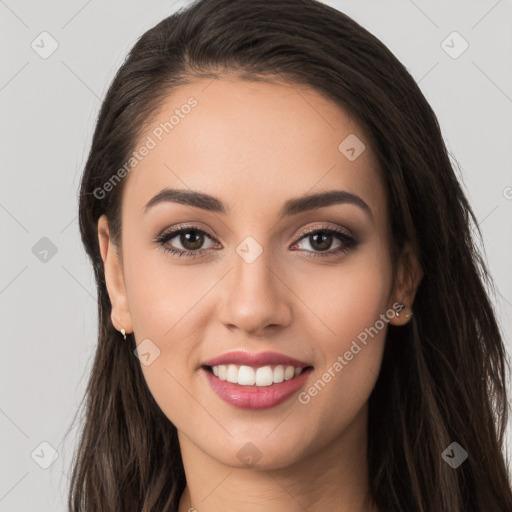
[{"x1": 1, "y1": 0, "x2": 511, "y2": 509}]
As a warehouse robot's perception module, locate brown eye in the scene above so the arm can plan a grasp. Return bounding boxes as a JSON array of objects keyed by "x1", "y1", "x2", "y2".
[
  {"x1": 306, "y1": 231, "x2": 335, "y2": 252},
  {"x1": 154, "y1": 226, "x2": 218, "y2": 258},
  {"x1": 178, "y1": 230, "x2": 206, "y2": 251},
  {"x1": 291, "y1": 226, "x2": 357, "y2": 258}
]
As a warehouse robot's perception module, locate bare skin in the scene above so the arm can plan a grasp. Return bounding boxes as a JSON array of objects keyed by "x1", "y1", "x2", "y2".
[{"x1": 97, "y1": 77, "x2": 422, "y2": 511}]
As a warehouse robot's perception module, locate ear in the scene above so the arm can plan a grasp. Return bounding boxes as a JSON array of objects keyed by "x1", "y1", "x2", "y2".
[
  {"x1": 97, "y1": 214, "x2": 133, "y2": 335},
  {"x1": 388, "y1": 242, "x2": 423, "y2": 326}
]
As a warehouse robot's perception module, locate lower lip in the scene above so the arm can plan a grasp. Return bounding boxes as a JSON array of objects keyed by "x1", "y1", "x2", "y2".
[{"x1": 201, "y1": 367, "x2": 312, "y2": 410}]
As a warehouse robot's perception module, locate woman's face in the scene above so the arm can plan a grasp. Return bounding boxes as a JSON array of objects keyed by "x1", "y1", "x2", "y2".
[{"x1": 99, "y1": 77, "x2": 412, "y2": 471}]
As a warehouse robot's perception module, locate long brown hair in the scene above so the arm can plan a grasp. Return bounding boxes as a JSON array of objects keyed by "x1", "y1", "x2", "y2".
[{"x1": 69, "y1": 0, "x2": 512, "y2": 510}]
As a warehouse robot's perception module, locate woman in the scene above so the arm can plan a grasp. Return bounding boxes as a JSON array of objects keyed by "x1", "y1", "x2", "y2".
[{"x1": 68, "y1": 0, "x2": 512, "y2": 510}]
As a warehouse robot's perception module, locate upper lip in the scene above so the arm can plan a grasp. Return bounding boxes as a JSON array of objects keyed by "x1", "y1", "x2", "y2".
[{"x1": 202, "y1": 350, "x2": 311, "y2": 368}]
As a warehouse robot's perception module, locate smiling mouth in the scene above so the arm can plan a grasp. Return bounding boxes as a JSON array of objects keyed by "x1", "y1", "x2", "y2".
[{"x1": 202, "y1": 364, "x2": 313, "y2": 387}]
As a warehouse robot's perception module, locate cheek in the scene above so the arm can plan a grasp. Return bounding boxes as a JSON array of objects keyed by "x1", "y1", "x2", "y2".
[
  {"x1": 293, "y1": 242, "x2": 392, "y2": 408},
  {"x1": 123, "y1": 249, "x2": 221, "y2": 428},
  {"x1": 295, "y1": 242, "x2": 393, "y2": 352},
  {"x1": 123, "y1": 239, "x2": 211, "y2": 336}
]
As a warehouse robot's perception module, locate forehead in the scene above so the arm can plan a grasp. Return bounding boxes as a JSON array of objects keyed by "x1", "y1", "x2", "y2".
[{"x1": 122, "y1": 77, "x2": 386, "y2": 222}]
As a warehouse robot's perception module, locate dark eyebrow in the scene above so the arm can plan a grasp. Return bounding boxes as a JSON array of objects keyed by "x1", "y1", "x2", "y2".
[{"x1": 144, "y1": 188, "x2": 373, "y2": 221}]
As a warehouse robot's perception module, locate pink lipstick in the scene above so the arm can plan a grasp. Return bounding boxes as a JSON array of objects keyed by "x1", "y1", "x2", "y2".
[{"x1": 200, "y1": 350, "x2": 313, "y2": 410}]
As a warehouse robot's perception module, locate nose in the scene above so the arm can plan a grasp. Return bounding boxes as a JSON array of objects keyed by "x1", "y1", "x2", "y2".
[{"x1": 217, "y1": 248, "x2": 293, "y2": 339}]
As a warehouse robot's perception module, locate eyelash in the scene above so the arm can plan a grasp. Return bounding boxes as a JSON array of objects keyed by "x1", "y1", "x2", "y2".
[{"x1": 153, "y1": 224, "x2": 357, "y2": 260}]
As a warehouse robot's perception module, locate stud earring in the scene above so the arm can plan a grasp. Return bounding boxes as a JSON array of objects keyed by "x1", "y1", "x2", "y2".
[
  {"x1": 396, "y1": 304, "x2": 413, "y2": 319},
  {"x1": 120, "y1": 328, "x2": 126, "y2": 341}
]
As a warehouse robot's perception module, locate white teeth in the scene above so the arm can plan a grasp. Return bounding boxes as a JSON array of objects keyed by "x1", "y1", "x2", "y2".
[
  {"x1": 284, "y1": 365, "x2": 295, "y2": 380},
  {"x1": 238, "y1": 365, "x2": 255, "y2": 385},
  {"x1": 211, "y1": 364, "x2": 305, "y2": 386},
  {"x1": 255, "y1": 366, "x2": 273, "y2": 387},
  {"x1": 273, "y1": 365, "x2": 284, "y2": 383},
  {"x1": 226, "y1": 364, "x2": 239, "y2": 384}
]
